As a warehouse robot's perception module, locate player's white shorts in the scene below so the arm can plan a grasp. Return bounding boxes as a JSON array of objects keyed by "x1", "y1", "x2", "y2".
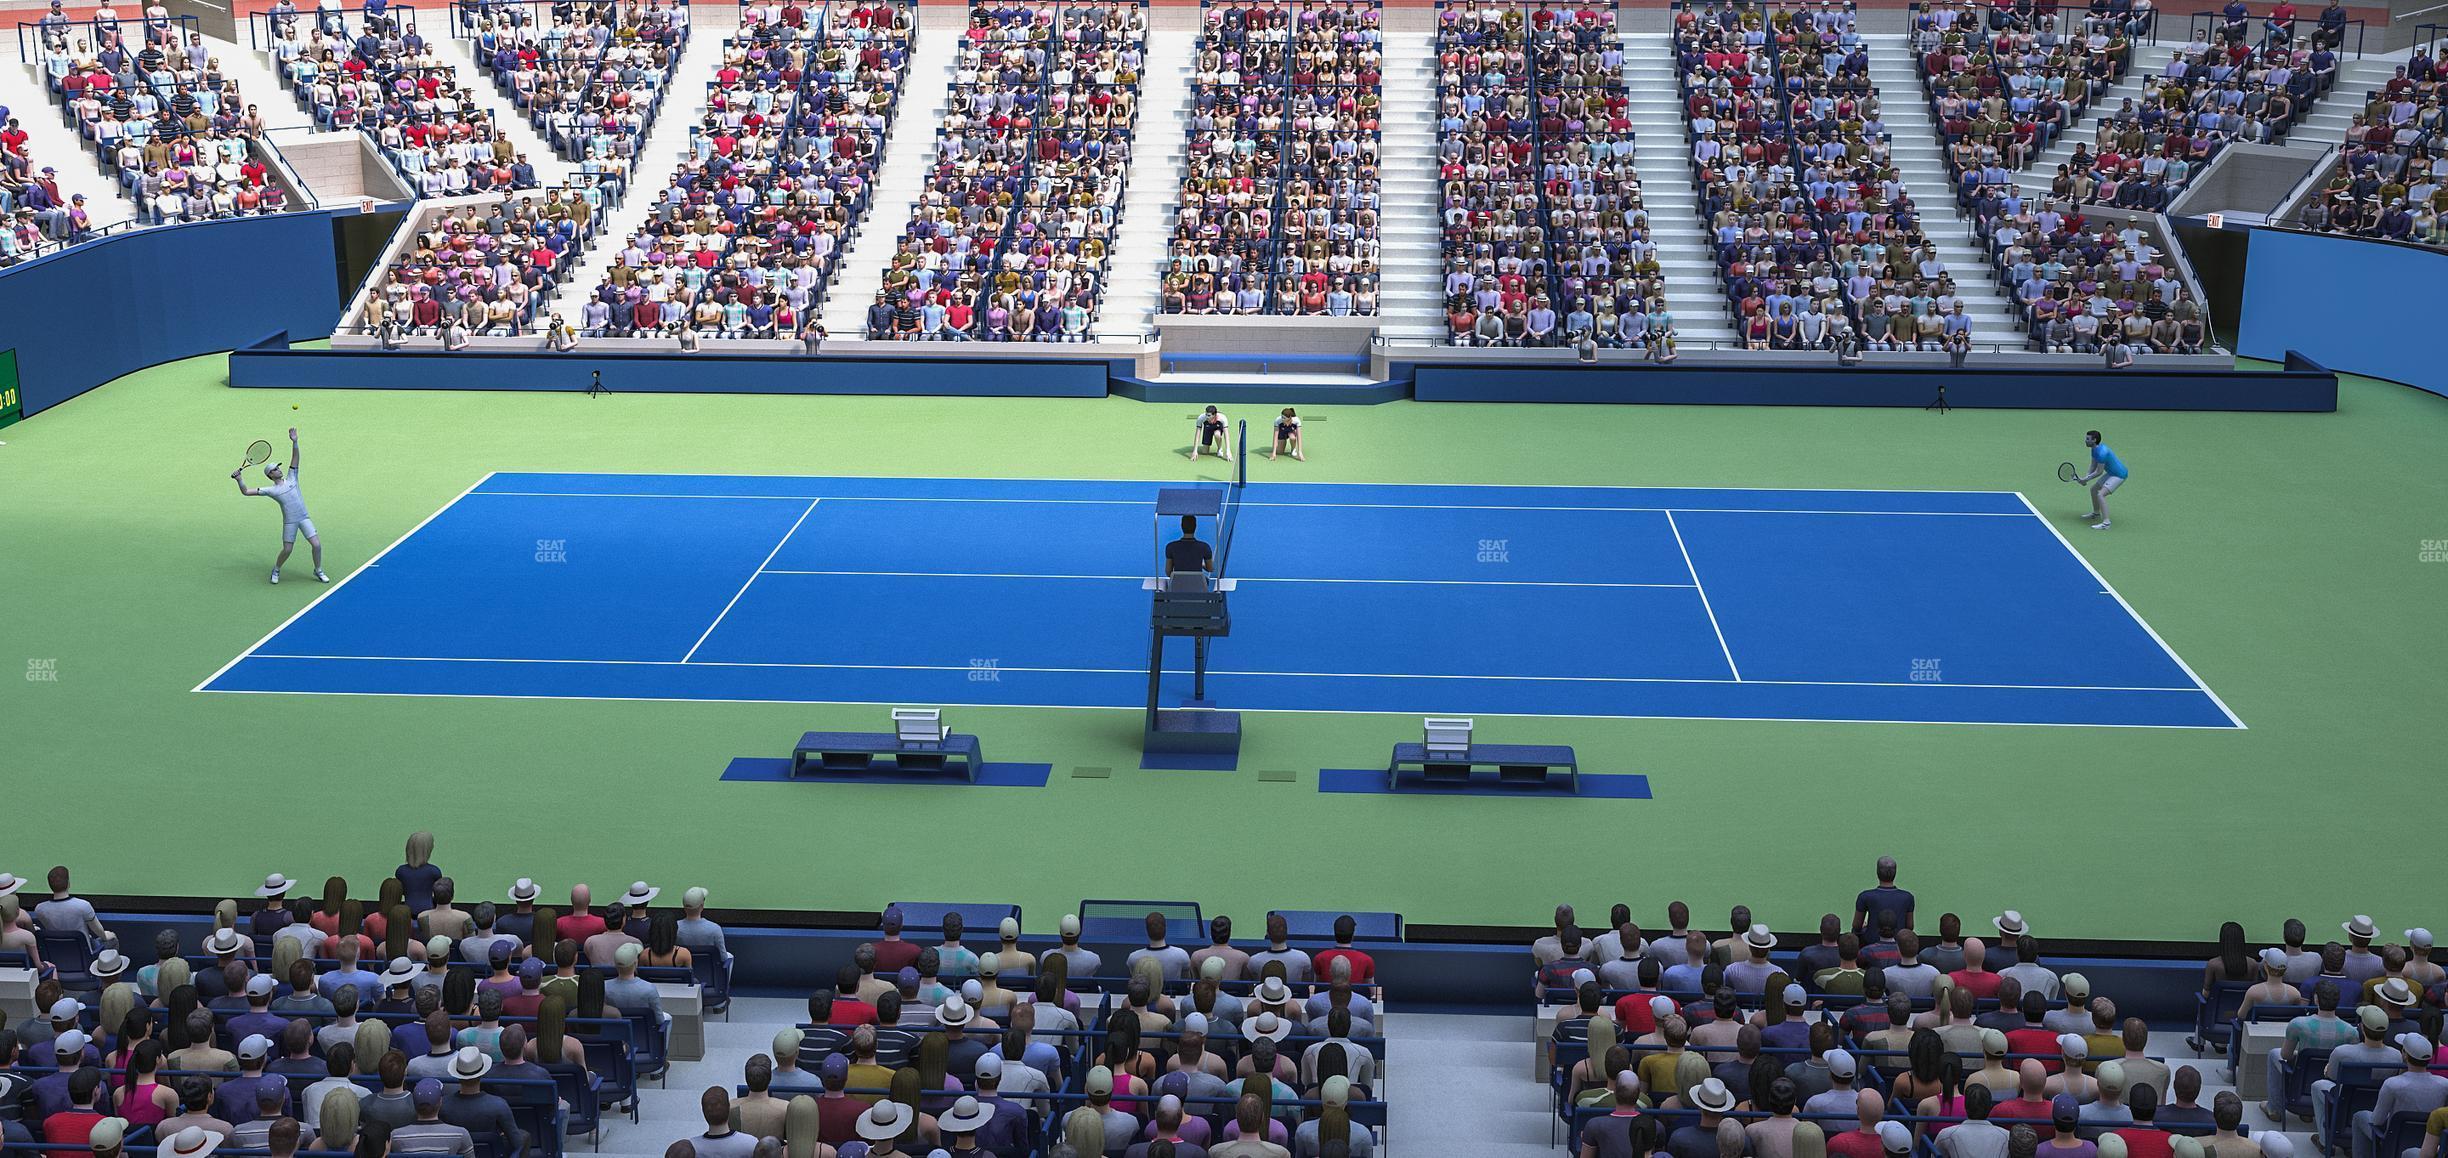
[
  {"x1": 2096, "y1": 476, "x2": 2125, "y2": 496},
  {"x1": 283, "y1": 518, "x2": 319, "y2": 544}
]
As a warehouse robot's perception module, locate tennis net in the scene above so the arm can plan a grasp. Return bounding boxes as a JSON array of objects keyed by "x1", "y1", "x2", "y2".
[{"x1": 1216, "y1": 420, "x2": 1248, "y2": 578}]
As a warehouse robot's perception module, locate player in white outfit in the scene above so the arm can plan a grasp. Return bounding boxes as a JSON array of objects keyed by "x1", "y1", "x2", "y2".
[{"x1": 231, "y1": 427, "x2": 326, "y2": 584}]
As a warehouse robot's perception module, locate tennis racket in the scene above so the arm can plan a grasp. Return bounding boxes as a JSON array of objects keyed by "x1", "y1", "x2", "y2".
[
  {"x1": 2057, "y1": 461, "x2": 2080, "y2": 483},
  {"x1": 242, "y1": 440, "x2": 275, "y2": 471}
]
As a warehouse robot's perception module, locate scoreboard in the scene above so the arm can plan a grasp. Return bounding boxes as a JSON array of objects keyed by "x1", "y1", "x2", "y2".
[{"x1": 0, "y1": 349, "x2": 18, "y2": 429}]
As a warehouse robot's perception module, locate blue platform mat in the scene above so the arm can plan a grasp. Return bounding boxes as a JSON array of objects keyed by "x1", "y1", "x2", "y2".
[
  {"x1": 1316, "y1": 768, "x2": 1654, "y2": 799},
  {"x1": 721, "y1": 757, "x2": 1053, "y2": 788}
]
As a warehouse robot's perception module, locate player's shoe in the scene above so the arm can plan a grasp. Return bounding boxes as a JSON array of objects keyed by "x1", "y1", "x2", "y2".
[
  {"x1": 269, "y1": 569, "x2": 281, "y2": 584},
  {"x1": 2089, "y1": 520, "x2": 2112, "y2": 530},
  {"x1": 314, "y1": 570, "x2": 330, "y2": 583}
]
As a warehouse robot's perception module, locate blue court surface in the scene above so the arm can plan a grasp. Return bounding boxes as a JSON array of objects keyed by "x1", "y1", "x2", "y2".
[{"x1": 198, "y1": 473, "x2": 2241, "y2": 729}]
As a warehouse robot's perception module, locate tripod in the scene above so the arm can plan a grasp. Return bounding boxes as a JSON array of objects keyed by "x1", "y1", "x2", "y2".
[
  {"x1": 586, "y1": 370, "x2": 610, "y2": 398},
  {"x1": 1926, "y1": 379, "x2": 1950, "y2": 414}
]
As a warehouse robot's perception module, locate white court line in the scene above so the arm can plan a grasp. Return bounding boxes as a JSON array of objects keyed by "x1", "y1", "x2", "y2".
[
  {"x1": 236, "y1": 652, "x2": 2204, "y2": 694},
  {"x1": 481, "y1": 470, "x2": 2016, "y2": 497},
  {"x1": 679, "y1": 499, "x2": 819, "y2": 664},
  {"x1": 192, "y1": 471, "x2": 501, "y2": 693},
  {"x1": 469, "y1": 490, "x2": 2027, "y2": 518},
  {"x1": 759, "y1": 569, "x2": 1699, "y2": 590},
  {"x1": 2011, "y1": 491, "x2": 2246, "y2": 729},
  {"x1": 193, "y1": 686, "x2": 2246, "y2": 731},
  {"x1": 1664, "y1": 510, "x2": 1743, "y2": 683}
]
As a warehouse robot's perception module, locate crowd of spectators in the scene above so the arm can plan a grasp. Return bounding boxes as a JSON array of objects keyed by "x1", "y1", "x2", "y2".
[
  {"x1": 1436, "y1": 0, "x2": 1676, "y2": 352},
  {"x1": 267, "y1": 5, "x2": 547, "y2": 196},
  {"x1": 577, "y1": 0, "x2": 915, "y2": 338},
  {"x1": 2049, "y1": 24, "x2": 2341, "y2": 213},
  {"x1": 356, "y1": 187, "x2": 596, "y2": 336},
  {"x1": 866, "y1": 0, "x2": 1149, "y2": 340},
  {"x1": 464, "y1": 0, "x2": 692, "y2": 195},
  {"x1": 2300, "y1": 46, "x2": 2447, "y2": 246},
  {"x1": 1912, "y1": 0, "x2": 2214, "y2": 351},
  {"x1": 28, "y1": 17, "x2": 291, "y2": 231},
  {"x1": 0, "y1": 840, "x2": 1389, "y2": 1158},
  {"x1": 1160, "y1": 0, "x2": 1384, "y2": 318},
  {"x1": 1533, "y1": 862, "x2": 2448, "y2": 1158}
]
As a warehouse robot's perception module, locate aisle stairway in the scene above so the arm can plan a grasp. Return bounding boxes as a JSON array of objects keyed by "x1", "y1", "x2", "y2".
[
  {"x1": 1860, "y1": 31, "x2": 2024, "y2": 344},
  {"x1": 1092, "y1": 24, "x2": 1192, "y2": 341},
  {"x1": 819, "y1": 22, "x2": 962, "y2": 336},
  {"x1": 1618, "y1": 32, "x2": 1737, "y2": 348},
  {"x1": 2, "y1": 55, "x2": 137, "y2": 230},
  {"x1": 556, "y1": 35, "x2": 729, "y2": 305},
  {"x1": 1375, "y1": 25, "x2": 1444, "y2": 343}
]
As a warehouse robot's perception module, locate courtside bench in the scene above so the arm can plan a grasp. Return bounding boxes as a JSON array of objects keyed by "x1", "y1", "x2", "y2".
[
  {"x1": 791, "y1": 731, "x2": 985, "y2": 780},
  {"x1": 1387, "y1": 742, "x2": 1578, "y2": 792}
]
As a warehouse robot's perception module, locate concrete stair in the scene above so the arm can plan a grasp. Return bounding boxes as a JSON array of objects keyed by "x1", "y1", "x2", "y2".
[
  {"x1": 2011, "y1": 42, "x2": 2177, "y2": 195},
  {"x1": 1375, "y1": 27, "x2": 1443, "y2": 343},
  {"x1": 1621, "y1": 32, "x2": 1737, "y2": 348},
  {"x1": 436, "y1": 34, "x2": 578, "y2": 187},
  {"x1": 819, "y1": 23, "x2": 962, "y2": 335},
  {"x1": 4, "y1": 56, "x2": 138, "y2": 229},
  {"x1": 1861, "y1": 32, "x2": 2022, "y2": 344},
  {"x1": 557, "y1": 31, "x2": 728, "y2": 308},
  {"x1": 1093, "y1": 24, "x2": 1193, "y2": 341}
]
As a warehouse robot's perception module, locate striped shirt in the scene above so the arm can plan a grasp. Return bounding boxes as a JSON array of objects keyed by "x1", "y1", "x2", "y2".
[
  {"x1": 2285, "y1": 1012, "x2": 2362, "y2": 1056},
  {"x1": 389, "y1": 1122, "x2": 475, "y2": 1156}
]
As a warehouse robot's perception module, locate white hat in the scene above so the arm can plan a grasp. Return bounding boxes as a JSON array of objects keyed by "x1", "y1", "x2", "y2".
[
  {"x1": 1878, "y1": 1122, "x2": 1914, "y2": 1154},
  {"x1": 1782, "y1": 983, "x2": 1807, "y2": 1009},
  {"x1": 2058, "y1": 1033, "x2": 2089, "y2": 1059},
  {"x1": 960, "y1": 979, "x2": 983, "y2": 1004},
  {"x1": 53, "y1": 1029, "x2": 90, "y2": 1058},
  {"x1": 1980, "y1": 1028, "x2": 2009, "y2": 1056},
  {"x1": 203, "y1": 928, "x2": 246, "y2": 955},
  {"x1": 1649, "y1": 995, "x2": 1678, "y2": 1019},
  {"x1": 381, "y1": 957, "x2": 421, "y2": 988},
  {"x1": 682, "y1": 887, "x2": 708, "y2": 908},
  {"x1": 426, "y1": 936, "x2": 453, "y2": 961},
  {"x1": 245, "y1": 973, "x2": 278, "y2": 997},
  {"x1": 508, "y1": 878, "x2": 541, "y2": 903},
  {"x1": 255, "y1": 874, "x2": 297, "y2": 898},
  {"x1": 2346, "y1": 915, "x2": 2379, "y2": 939},
  {"x1": 1182, "y1": 1012, "x2": 1209, "y2": 1035},
  {"x1": 1322, "y1": 1075, "x2": 1351, "y2": 1106},
  {"x1": 165, "y1": 1126, "x2": 223, "y2": 1158},
  {"x1": 2260, "y1": 948, "x2": 2291, "y2": 972},
  {"x1": 49, "y1": 998, "x2": 84, "y2": 1021},
  {"x1": 940, "y1": 1095, "x2": 992, "y2": 1133},
  {"x1": 1255, "y1": 976, "x2": 1292, "y2": 1004},
  {"x1": 1085, "y1": 1065, "x2": 1114, "y2": 1096},
  {"x1": 2397, "y1": 1033, "x2": 2437, "y2": 1062},
  {"x1": 2409, "y1": 929, "x2": 2435, "y2": 949},
  {"x1": 619, "y1": 882, "x2": 660, "y2": 907},
  {"x1": 1994, "y1": 911, "x2": 2029, "y2": 937},
  {"x1": 1244, "y1": 1011, "x2": 1292, "y2": 1042},
  {"x1": 89, "y1": 1118, "x2": 128, "y2": 1151},
  {"x1": 0, "y1": 873, "x2": 23, "y2": 898},
  {"x1": 1059, "y1": 914, "x2": 1081, "y2": 937},
  {"x1": 1742, "y1": 923, "x2": 1776, "y2": 950},
  {"x1": 236, "y1": 1034, "x2": 271, "y2": 1061},
  {"x1": 2261, "y1": 1135, "x2": 2296, "y2": 1158},
  {"x1": 855, "y1": 1100, "x2": 913, "y2": 1142},
  {"x1": 974, "y1": 1053, "x2": 1004, "y2": 1081},
  {"x1": 936, "y1": 996, "x2": 976, "y2": 1027},
  {"x1": 89, "y1": 949, "x2": 130, "y2": 979},
  {"x1": 1826, "y1": 1049, "x2": 1857, "y2": 1078},
  {"x1": 999, "y1": 917, "x2": 1020, "y2": 939},
  {"x1": 1692, "y1": 1078, "x2": 1737, "y2": 1114},
  {"x1": 2378, "y1": 978, "x2": 2417, "y2": 1008},
  {"x1": 448, "y1": 1045, "x2": 494, "y2": 1081}
]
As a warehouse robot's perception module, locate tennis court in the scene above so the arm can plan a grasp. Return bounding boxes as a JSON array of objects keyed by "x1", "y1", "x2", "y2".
[{"x1": 196, "y1": 472, "x2": 2239, "y2": 728}]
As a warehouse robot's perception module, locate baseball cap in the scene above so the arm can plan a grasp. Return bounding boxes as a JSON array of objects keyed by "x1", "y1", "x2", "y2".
[
  {"x1": 1782, "y1": 982, "x2": 1806, "y2": 1009},
  {"x1": 412, "y1": 1079, "x2": 444, "y2": 1109},
  {"x1": 682, "y1": 886, "x2": 708, "y2": 907},
  {"x1": 2062, "y1": 973, "x2": 2091, "y2": 999},
  {"x1": 1826, "y1": 1049, "x2": 1857, "y2": 1078},
  {"x1": 2260, "y1": 947, "x2": 2290, "y2": 972},
  {"x1": 1980, "y1": 1028, "x2": 2008, "y2": 1056},
  {"x1": 2410, "y1": 929, "x2": 2435, "y2": 949},
  {"x1": 2360, "y1": 1006, "x2": 2391, "y2": 1032},
  {"x1": 973, "y1": 1053, "x2": 1002, "y2": 1081},
  {"x1": 1878, "y1": 1121, "x2": 1914, "y2": 1153},
  {"x1": 1059, "y1": 914, "x2": 1081, "y2": 937},
  {"x1": 236, "y1": 1034, "x2": 270, "y2": 1061},
  {"x1": 2051, "y1": 1093, "x2": 2079, "y2": 1124},
  {"x1": 2096, "y1": 1060, "x2": 2126, "y2": 1092},
  {"x1": 246, "y1": 973, "x2": 277, "y2": 997},
  {"x1": 1085, "y1": 1066, "x2": 1114, "y2": 1096},
  {"x1": 2397, "y1": 1033, "x2": 2436, "y2": 1062},
  {"x1": 614, "y1": 943, "x2": 641, "y2": 967},
  {"x1": 999, "y1": 917, "x2": 1020, "y2": 939},
  {"x1": 2261, "y1": 1134, "x2": 2296, "y2": 1158},
  {"x1": 48, "y1": 998, "x2": 82, "y2": 1021},
  {"x1": 820, "y1": 1054, "x2": 849, "y2": 1080},
  {"x1": 2058, "y1": 1034, "x2": 2088, "y2": 1059},
  {"x1": 53, "y1": 1029, "x2": 89, "y2": 1058},
  {"x1": 773, "y1": 1028, "x2": 804, "y2": 1056}
]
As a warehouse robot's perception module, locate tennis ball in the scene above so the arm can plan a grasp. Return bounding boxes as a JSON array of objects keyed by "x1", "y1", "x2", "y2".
[{"x1": 291, "y1": 404, "x2": 299, "y2": 410}]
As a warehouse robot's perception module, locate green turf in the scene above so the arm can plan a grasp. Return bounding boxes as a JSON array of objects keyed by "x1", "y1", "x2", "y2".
[{"x1": 3, "y1": 355, "x2": 2444, "y2": 943}]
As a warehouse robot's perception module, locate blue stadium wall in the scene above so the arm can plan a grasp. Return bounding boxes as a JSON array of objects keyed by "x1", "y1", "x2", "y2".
[
  {"x1": 2238, "y1": 228, "x2": 2448, "y2": 398},
  {"x1": 1, "y1": 211, "x2": 346, "y2": 419}
]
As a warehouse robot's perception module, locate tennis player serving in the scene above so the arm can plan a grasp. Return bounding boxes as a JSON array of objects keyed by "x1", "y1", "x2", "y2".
[
  {"x1": 231, "y1": 427, "x2": 326, "y2": 584},
  {"x1": 2075, "y1": 429, "x2": 2128, "y2": 530}
]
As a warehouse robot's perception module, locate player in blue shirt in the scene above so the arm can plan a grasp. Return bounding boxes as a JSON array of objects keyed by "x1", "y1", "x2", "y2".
[{"x1": 2078, "y1": 430, "x2": 2129, "y2": 530}]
